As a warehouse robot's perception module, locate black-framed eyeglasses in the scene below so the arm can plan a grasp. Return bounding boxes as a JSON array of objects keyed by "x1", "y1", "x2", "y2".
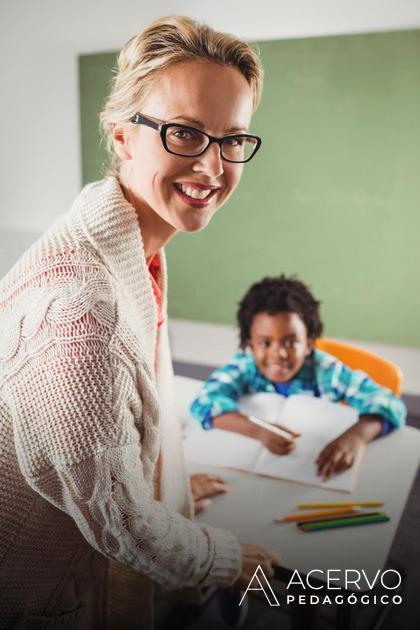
[{"x1": 130, "y1": 112, "x2": 262, "y2": 163}]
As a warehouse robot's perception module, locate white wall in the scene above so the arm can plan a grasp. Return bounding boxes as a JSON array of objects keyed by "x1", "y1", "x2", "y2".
[
  {"x1": 1, "y1": 2, "x2": 419, "y2": 386},
  {"x1": 1, "y1": 0, "x2": 420, "y2": 232}
]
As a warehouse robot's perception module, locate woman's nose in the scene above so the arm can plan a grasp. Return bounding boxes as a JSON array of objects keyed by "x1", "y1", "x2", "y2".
[{"x1": 192, "y1": 143, "x2": 224, "y2": 178}]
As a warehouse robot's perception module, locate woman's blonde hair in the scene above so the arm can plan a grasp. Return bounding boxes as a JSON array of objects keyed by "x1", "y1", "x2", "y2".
[{"x1": 100, "y1": 15, "x2": 263, "y2": 174}]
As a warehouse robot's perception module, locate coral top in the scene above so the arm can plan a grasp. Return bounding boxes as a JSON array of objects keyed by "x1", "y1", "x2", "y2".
[{"x1": 148, "y1": 255, "x2": 164, "y2": 329}]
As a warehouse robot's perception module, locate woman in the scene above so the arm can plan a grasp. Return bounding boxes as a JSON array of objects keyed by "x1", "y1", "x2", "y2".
[{"x1": 0, "y1": 15, "x2": 278, "y2": 629}]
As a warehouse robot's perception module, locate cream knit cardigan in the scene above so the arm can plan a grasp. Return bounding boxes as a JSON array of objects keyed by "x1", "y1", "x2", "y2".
[{"x1": 0, "y1": 177, "x2": 241, "y2": 629}]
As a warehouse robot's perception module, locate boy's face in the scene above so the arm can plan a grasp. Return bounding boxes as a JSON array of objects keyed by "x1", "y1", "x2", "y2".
[{"x1": 248, "y1": 311, "x2": 314, "y2": 383}]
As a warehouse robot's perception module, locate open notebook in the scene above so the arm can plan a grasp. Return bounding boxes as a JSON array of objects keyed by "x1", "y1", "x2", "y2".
[{"x1": 183, "y1": 393, "x2": 364, "y2": 492}]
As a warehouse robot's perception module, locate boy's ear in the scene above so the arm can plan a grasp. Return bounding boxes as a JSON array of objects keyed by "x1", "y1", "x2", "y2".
[
  {"x1": 306, "y1": 337, "x2": 316, "y2": 355},
  {"x1": 112, "y1": 123, "x2": 132, "y2": 161}
]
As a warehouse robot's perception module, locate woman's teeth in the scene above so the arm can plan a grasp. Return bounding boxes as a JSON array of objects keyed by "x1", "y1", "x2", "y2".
[{"x1": 176, "y1": 184, "x2": 213, "y2": 200}]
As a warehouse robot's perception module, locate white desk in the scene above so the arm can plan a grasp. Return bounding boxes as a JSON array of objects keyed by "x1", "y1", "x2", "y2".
[
  {"x1": 188, "y1": 428, "x2": 420, "y2": 588},
  {"x1": 176, "y1": 377, "x2": 420, "y2": 589}
]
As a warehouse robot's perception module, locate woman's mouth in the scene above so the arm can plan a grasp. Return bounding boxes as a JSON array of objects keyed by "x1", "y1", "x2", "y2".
[{"x1": 173, "y1": 182, "x2": 220, "y2": 208}]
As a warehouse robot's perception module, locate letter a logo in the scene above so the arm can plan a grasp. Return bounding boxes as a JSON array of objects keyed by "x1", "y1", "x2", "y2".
[{"x1": 238, "y1": 565, "x2": 280, "y2": 607}]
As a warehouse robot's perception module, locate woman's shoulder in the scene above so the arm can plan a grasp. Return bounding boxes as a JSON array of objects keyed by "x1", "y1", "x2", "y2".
[
  {"x1": 0, "y1": 230, "x2": 116, "y2": 319},
  {"x1": 1, "y1": 178, "x2": 120, "y2": 300},
  {"x1": 0, "y1": 222, "x2": 117, "y2": 368}
]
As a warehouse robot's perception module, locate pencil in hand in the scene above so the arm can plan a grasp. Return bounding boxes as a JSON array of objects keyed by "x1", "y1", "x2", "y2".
[{"x1": 248, "y1": 415, "x2": 300, "y2": 456}]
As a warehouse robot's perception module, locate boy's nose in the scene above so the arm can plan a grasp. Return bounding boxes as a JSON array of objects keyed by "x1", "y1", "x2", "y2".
[{"x1": 278, "y1": 346, "x2": 289, "y2": 359}]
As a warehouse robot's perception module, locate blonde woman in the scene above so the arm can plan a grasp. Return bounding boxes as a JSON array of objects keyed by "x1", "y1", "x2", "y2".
[{"x1": 0, "y1": 16, "x2": 279, "y2": 629}]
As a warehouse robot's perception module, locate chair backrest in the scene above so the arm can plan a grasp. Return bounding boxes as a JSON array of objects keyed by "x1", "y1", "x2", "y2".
[{"x1": 315, "y1": 338, "x2": 403, "y2": 396}]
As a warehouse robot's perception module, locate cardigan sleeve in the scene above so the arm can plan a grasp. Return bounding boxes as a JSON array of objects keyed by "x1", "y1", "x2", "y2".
[
  {"x1": 29, "y1": 448, "x2": 241, "y2": 590},
  {"x1": 5, "y1": 298, "x2": 241, "y2": 591}
]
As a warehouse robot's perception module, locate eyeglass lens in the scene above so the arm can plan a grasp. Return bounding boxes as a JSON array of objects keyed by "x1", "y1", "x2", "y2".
[{"x1": 165, "y1": 126, "x2": 258, "y2": 162}]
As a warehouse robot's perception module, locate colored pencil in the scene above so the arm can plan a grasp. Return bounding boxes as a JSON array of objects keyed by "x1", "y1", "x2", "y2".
[
  {"x1": 298, "y1": 512, "x2": 390, "y2": 532},
  {"x1": 274, "y1": 507, "x2": 360, "y2": 523},
  {"x1": 298, "y1": 501, "x2": 383, "y2": 509},
  {"x1": 248, "y1": 415, "x2": 296, "y2": 440}
]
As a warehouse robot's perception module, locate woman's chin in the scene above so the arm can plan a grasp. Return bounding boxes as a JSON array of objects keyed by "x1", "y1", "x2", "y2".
[{"x1": 175, "y1": 212, "x2": 215, "y2": 233}]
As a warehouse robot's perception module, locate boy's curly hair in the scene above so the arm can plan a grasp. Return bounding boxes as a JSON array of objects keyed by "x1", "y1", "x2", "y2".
[{"x1": 237, "y1": 275, "x2": 323, "y2": 350}]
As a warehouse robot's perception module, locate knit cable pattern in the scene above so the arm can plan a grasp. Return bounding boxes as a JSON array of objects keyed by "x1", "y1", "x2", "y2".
[{"x1": 0, "y1": 178, "x2": 241, "y2": 626}]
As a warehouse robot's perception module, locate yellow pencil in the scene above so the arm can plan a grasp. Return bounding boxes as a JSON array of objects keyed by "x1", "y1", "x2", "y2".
[
  {"x1": 274, "y1": 507, "x2": 360, "y2": 523},
  {"x1": 298, "y1": 501, "x2": 383, "y2": 509}
]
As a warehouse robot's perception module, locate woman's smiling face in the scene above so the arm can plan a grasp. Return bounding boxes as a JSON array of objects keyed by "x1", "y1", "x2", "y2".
[{"x1": 114, "y1": 59, "x2": 255, "y2": 233}]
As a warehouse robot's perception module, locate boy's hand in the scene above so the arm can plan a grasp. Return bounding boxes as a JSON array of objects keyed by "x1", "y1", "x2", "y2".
[
  {"x1": 257, "y1": 424, "x2": 300, "y2": 455},
  {"x1": 316, "y1": 416, "x2": 383, "y2": 481},
  {"x1": 316, "y1": 429, "x2": 365, "y2": 480},
  {"x1": 190, "y1": 473, "x2": 229, "y2": 514},
  {"x1": 213, "y1": 412, "x2": 300, "y2": 456}
]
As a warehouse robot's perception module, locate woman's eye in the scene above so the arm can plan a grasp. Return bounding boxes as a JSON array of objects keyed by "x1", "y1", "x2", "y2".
[
  {"x1": 169, "y1": 128, "x2": 203, "y2": 147},
  {"x1": 173, "y1": 130, "x2": 190, "y2": 140},
  {"x1": 225, "y1": 136, "x2": 243, "y2": 147}
]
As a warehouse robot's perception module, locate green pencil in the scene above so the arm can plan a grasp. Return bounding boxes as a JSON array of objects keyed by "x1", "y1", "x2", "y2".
[
  {"x1": 298, "y1": 510, "x2": 381, "y2": 527},
  {"x1": 298, "y1": 512, "x2": 390, "y2": 532}
]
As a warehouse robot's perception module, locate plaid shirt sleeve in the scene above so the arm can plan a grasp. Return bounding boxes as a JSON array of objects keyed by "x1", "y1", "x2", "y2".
[
  {"x1": 315, "y1": 350, "x2": 406, "y2": 433},
  {"x1": 189, "y1": 353, "x2": 253, "y2": 429}
]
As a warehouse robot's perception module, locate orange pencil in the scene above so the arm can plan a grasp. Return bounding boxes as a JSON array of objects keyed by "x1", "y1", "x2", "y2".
[
  {"x1": 298, "y1": 502, "x2": 383, "y2": 509},
  {"x1": 274, "y1": 506, "x2": 361, "y2": 523}
]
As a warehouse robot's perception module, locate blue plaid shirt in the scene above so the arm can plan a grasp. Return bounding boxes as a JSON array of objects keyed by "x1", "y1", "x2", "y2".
[{"x1": 190, "y1": 349, "x2": 406, "y2": 435}]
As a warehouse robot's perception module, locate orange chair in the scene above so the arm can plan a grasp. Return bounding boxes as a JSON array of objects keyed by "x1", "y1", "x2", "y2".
[{"x1": 315, "y1": 338, "x2": 403, "y2": 396}]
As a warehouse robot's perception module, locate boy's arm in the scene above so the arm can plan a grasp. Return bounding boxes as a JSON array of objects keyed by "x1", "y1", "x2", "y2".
[
  {"x1": 189, "y1": 355, "x2": 252, "y2": 429},
  {"x1": 213, "y1": 412, "x2": 299, "y2": 455},
  {"x1": 316, "y1": 355, "x2": 406, "y2": 479},
  {"x1": 213, "y1": 412, "x2": 260, "y2": 438},
  {"x1": 189, "y1": 356, "x2": 300, "y2": 454},
  {"x1": 320, "y1": 357, "x2": 406, "y2": 433}
]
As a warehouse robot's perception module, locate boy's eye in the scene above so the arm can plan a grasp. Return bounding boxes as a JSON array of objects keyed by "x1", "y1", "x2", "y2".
[
  {"x1": 259, "y1": 340, "x2": 270, "y2": 348},
  {"x1": 283, "y1": 339, "x2": 296, "y2": 349}
]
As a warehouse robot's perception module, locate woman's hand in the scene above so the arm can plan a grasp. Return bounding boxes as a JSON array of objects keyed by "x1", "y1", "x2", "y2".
[
  {"x1": 316, "y1": 429, "x2": 365, "y2": 481},
  {"x1": 257, "y1": 424, "x2": 300, "y2": 455},
  {"x1": 190, "y1": 473, "x2": 229, "y2": 514},
  {"x1": 236, "y1": 543, "x2": 280, "y2": 587}
]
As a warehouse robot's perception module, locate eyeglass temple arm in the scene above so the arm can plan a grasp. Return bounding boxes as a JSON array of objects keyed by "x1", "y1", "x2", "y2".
[{"x1": 130, "y1": 113, "x2": 161, "y2": 130}]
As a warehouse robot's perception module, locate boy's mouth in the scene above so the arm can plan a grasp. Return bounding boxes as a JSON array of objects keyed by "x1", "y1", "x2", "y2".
[{"x1": 266, "y1": 363, "x2": 293, "y2": 380}]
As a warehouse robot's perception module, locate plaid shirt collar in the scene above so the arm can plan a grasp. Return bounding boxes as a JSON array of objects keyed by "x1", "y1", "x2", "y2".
[{"x1": 247, "y1": 351, "x2": 319, "y2": 396}]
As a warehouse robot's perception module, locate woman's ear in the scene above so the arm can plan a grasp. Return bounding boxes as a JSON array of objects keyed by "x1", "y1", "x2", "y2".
[{"x1": 112, "y1": 123, "x2": 132, "y2": 161}]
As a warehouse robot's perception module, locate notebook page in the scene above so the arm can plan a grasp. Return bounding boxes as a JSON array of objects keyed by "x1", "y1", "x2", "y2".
[
  {"x1": 183, "y1": 392, "x2": 286, "y2": 471},
  {"x1": 252, "y1": 394, "x2": 362, "y2": 492},
  {"x1": 183, "y1": 423, "x2": 262, "y2": 471},
  {"x1": 237, "y1": 392, "x2": 288, "y2": 423}
]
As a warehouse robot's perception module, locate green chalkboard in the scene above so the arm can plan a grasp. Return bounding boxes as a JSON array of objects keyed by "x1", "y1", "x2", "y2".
[{"x1": 79, "y1": 30, "x2": 420, "y2": 347}]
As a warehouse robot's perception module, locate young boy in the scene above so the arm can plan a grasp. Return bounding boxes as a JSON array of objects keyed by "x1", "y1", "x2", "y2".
[{"x1": 190, "y1": 275, "x2": 406, "y2": 481}]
